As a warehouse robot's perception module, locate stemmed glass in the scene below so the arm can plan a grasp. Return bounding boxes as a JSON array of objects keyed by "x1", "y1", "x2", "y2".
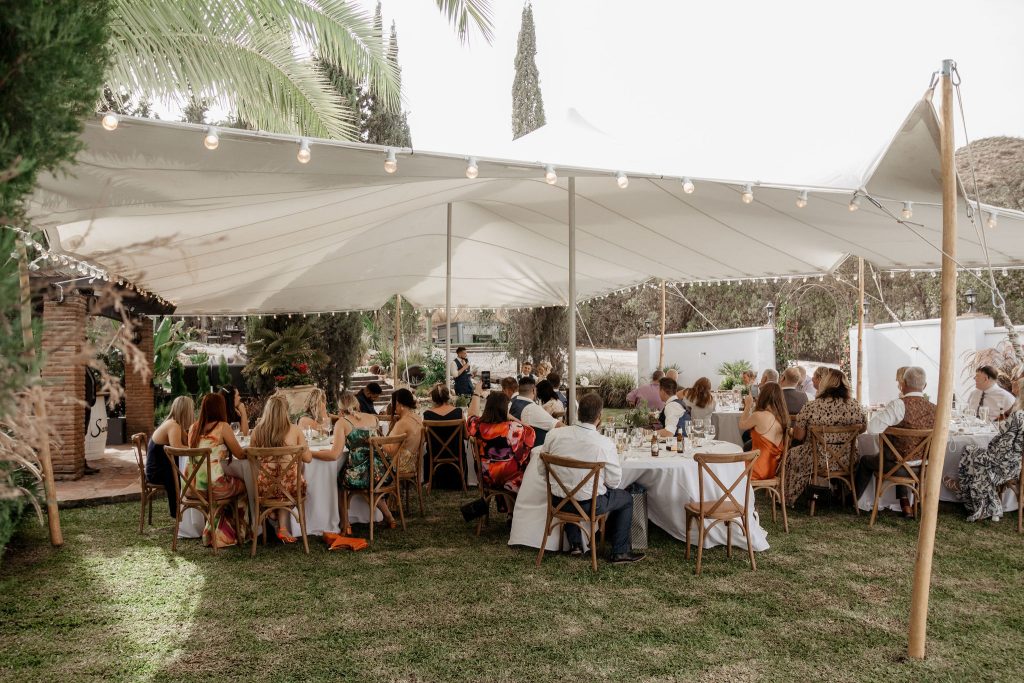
[
  {"x1": 690, "y1": 418, "x2": 705, "y2": 448},
  {"x1": 230, "y1": 422, "x2": 240, "y2": 437},
  {"x1": 706, "y1": 423, "x2": 717, "y2": 443}
]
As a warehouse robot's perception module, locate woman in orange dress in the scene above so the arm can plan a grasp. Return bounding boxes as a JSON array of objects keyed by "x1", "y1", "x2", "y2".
[
  {"x1": 249, "y1": 395, "x2": 312, "y2": 543},
  {"x1": 187, "y1": 393, "x2": 248, "y2": 547},
  {"x1": 738, "y1": 382, "x2": 789, "y2": 480}
]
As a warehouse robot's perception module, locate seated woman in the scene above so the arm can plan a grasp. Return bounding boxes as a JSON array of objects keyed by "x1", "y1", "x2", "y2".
[
  {"x1": 187, "y1": 393, "x2": 248, "y2": 547},
  {"x1": 677, "y1": 377, "x2": 716, "y2": 420},
  {"x1": 785, "y1": 369, "x2": 865, "y2": 504},
  {"x1": 219, "y1": 385, "x2": 250, "y2": 436},
  {"x1": 535, "y1": 361, "x2": 553, "y2": 382},
  {"x1": 381, "y1": 389, "x2": 424, "y2": 481},
  {"x1": 738, "y1": 383, "x2": 789, "y2": 480},
  {"x1": 467, "y1": 391, "x2": 536, "y2": 498},
  {"x1": 536, "y1": 379, "x2": 566, "y2": 419},
  {"x1": 297, "y1": 387, "x2": 331, "y2": 435},
  {"x1": 422, "y1": 383, "x2": 466, "y2": 490},
  {"x1": 146, "y1": 395, "x2": 194, "y2": 517},
  {"x1": 248, "y1": 395, "x2": 312, "y2": 542},
  {"x1": 945, "y1": 387, "x2": 1024, "y2": 522},
  {"x1": 336, "y1": 391, "x2": 398, "y2": 534}
]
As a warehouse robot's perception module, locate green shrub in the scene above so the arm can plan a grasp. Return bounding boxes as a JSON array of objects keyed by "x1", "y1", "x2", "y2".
[
  {"x1": 218, "y1": 354, "x2": 231, "y2": 386},
  {"x1": 590, "y1": 371, "x2": 637, "y2": 409},
  {"x1": 717, "y1": 360, "x2": 752, "y2": 390}
]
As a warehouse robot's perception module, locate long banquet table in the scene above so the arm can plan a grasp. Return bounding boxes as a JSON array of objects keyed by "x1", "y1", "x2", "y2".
[{"x1": 508, "y1": 439, "x2": 769, "y2": 552}]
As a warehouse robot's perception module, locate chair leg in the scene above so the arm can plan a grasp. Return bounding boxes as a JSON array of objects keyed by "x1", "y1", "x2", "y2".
[
  {"x1": 870, "y1": 475, "x2": 882, "y2": 528},
  {"x1": 695, "y1": 517, "x2": 706, "y2": 576},
  {"x1": 415, "y1": 478, "x2": 425, "y2": 517},
  {"x1": 684, "y1": 512, "x2": 692, "y2": 560},
  {"x1": 726, "y1": 522, "x2": 733, "y2": 558},
  {"x1": 780, "y1": 487, "x2": 789, "y2": 533},
  {"x1": 427, "y1": 459, "x2": 435, "y2": 494},
  {"x1": 744, "y1": 517, "x2": 757, "y2": 571},
  {"x1": 299, "y1": 503, "x2": 309, "y2": 554},
  {"x1": 139, "y1": 492, "x2": 147, "y2": 534},
  {"x1": 459, "y1": 460, "x2": 468, "y2": 493},
  {"x1": 770, "y1": 491, "x2": 777, "y2": 523},
  {"x1": 171, "y1": 507, "x2": 183, "y2": 551},
  {"x1": 395, "y1": 485, "x2": 407, "y2": 531},
  {"x1": 535, "y1": 513, "x2": 552, "y2": 567},
  {"x1": 251, "y1": 511, "x2": 260, "y2": 557},
  {"x1": 589, "y1": 524, "x2": 598, "y2": 573}
]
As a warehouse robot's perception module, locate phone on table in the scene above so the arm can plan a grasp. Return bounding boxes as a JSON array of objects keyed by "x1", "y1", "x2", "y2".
[{"x1": 481, "y1": 370, "x2": 491, "y2": 390}]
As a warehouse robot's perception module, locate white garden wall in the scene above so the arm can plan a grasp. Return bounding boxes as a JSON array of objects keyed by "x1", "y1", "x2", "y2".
[{"x1": 637, "y1": 326, "x2": 776, "y2": 389}]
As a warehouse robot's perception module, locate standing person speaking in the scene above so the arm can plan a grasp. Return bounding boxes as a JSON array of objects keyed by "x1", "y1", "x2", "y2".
[{"x1": 449, "y1": 346, "x2": 474, "y2": 398}]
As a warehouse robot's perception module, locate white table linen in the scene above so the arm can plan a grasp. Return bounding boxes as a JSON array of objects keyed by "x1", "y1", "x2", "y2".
[
  {"x1": 509, "y1": 440, "x2": 769, "y2": 552},
  {"x1": 712, "y1": 411, "x2": 745, "y2": 447}
]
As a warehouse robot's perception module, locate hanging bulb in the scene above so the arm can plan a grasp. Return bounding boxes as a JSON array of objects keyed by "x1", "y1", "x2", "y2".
[
  {"x1": 101, "y1": 113, "x2": 119, "y2": 131},
  {"x1": 465, "y1": 157, "x2": 479, "y2": 179},
  {"x1": 681, "y1": 177, "x2": 695, "y2": 194},
  {"x1": 795, "y1": 190, "x2": 808, "y2": 209},
  {"x1": 986, "y1": 211, "x2": 998, "y2": 229},
  {"x1": 910, "y1": 270, "x2": 917, "y2": 278},
  {"x1": 889, "y1": 271, "x2": 895, "y2": 279},
  {"x1": 544, "y1": 165, "x2": 557, "y2": 184},
  {"x1": 203, "y1": 127, "x2": 219, "y2": 150},
  {"x1": 384, "y1": 149, "x2": 398, "y2": 174},
  {"x1": 615, "y1": 171, "x2": 629, "y2": 189},
  {"x1": 1002, "y1": 268, "x2": 1009, "y2": 277},
  {"x1": 297, "y1": 139, "x2": 311, "y2": 164},
  {"x1": 901, "y1": 201, "x2": 913, "y2": 220},
  {"x1": 741, "y1": 184, "x2": 754, "y2": 204},
  {"x1": 848, "y1": 194, "x2": 861, "y2": 212}
]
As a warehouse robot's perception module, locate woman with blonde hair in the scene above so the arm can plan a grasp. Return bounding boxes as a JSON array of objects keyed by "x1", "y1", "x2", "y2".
[
  {"x1": 535, "y1": 361, "x2": 553, "y2": 381},
  {"x1": 677, "y1": 377, "x2": 716, "y2": 420},
  {"x1": 785, "y1": 368, "x2": 866, "y2": 504},
  {"x1": 297, "y1": 387, "x2": 331, "y2": 435},
  {"x1": 335, "y1": 390, "x2": 398, "y2": 535},
  {"x1": 249, "y1": 395, "x2": 312, "y2": 542},
  {"x1": 146, "y1": 395, "x2": 195, "y2": 517}
]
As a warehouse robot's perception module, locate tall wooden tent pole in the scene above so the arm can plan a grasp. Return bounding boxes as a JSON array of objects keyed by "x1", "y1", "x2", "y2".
[
  {"x1": 446, "y1": 203, "x2": 452, "y2": 385},
  {"x1": 856, "y1": 257, "x2": 865, "y2": 404},
  {"x1": 567, "y1": 178, "x2": 577, "y2": 425},
  {"x1": 908, "y1": 58, "x2": 958, "y2": 660},
  {"x1": 659, "y1": 280, "x2": 666, "y2": 371},
  {"x1": 393, "y1": 294, "x2": 401, "y2": 387}
]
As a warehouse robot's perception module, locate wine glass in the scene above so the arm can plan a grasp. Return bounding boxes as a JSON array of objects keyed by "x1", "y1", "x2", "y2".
[
  {"x1": 706, "y1": 423, "x2": 717, "y2": 443},
  {"x1": 691, "y1": 418, "x2": 705, "y2": 447},
  {"x1": 230, "y1": 421, "x2": 240, "y2": 437}
]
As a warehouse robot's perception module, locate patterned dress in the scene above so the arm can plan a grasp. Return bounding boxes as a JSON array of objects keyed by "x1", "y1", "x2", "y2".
[
  {"x1": 190, "y1": 430, "x2": 247, "y2": 547},
  {"x1": 467, "y1": 417, "x2": 536, "y2": 493},
  {"x1": 339, "y1": 420, "x2": 384, "y2": 489},
  {"x1": 958, "y1": 410, "x2": 1024, "y2": 521},
  {"x1": 785, "y1": 398, "x2": 866, "y2": 503}
]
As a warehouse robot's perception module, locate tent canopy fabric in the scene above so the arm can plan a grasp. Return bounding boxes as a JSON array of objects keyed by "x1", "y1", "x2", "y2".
[{"x1": 27, "y1": 99, "x2": 1024, "y2": 315}]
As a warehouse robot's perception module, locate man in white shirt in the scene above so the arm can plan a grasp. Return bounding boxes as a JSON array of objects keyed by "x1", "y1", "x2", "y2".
[
  {"x1": 448, "y1": 346, "x2": 474, "y2": 398},
  {"x1": 509, "y1": 376, "x2": 562, "y2": 446},
  {"x1": 656, "y1": 377, "x2": 687, "y2": 437},
  {"x1": 967, "y1": 365, "x2": 1015, "y2": 420},
  {"x1": 540, "y1": 394, "x2": 644, "y2": 564}
]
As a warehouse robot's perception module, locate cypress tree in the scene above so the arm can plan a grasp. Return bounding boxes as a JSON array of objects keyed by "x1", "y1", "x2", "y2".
[
  {"x1": 511, "y1": 2, "x2": 546, "y2": 140},
  {"x1": 364, "y1": 18, "x2": 413, "y2": 147}
]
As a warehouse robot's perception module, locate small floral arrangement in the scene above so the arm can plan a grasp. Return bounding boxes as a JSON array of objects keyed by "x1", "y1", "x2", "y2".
[
  {"x1": 273, "y1": 361, "x2": 311, "y2": 388},
  {"x1": 623, "y1": 401, "x2": 653, "y2": 429},
  {"x1": 579, "y1": 376, "x2": 590, "y2": 387}
]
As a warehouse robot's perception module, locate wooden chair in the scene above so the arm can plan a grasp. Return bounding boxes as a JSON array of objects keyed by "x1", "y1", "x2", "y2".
[
  {"x1": 869, "y1": 428, "x2": 933, "y2": 527},
  {"x1": 469, "y1": 436, "x2": 517, "y2": 536},
  {"x1": 997, "y1": 450, "x2": 1023, "y2": 533},
  {"x1": 806, "y1": 424, "x2": 864, "y2": 516},
  {"x1": 245, "y1": 446, "x2": 309, "y2": 556},
  {"x1": 164, "y1": 446, "x2": 245, "y2": 553},
  {"x1": 396, "y1": 429, "x2": 425, "y2": 517},
  {"x1": 750, "y1": 432, "x2": 790, "y2": 533},
  {"x1": 131, "y1": 432, "x2": 164, "y2": 533},
  {"x1": 684, "y1": 450, "x2": 760, "y2": 576},
  {"x1": 424, "y1": 419, "x2": 469, "y2": 493},
  {"x1": 341, "y1": 435, "x2": 406, "y2": 544},
  {"x1": 535, "y1": 454, "x2": 608, "y2": 572}
]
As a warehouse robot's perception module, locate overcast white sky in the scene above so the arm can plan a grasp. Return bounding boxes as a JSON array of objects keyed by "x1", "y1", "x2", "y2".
[{"x1": 361, "y1": 0, "x2": 1024, "y2": 178}]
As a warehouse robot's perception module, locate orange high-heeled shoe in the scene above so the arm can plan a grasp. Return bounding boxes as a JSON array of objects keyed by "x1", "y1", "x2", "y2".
[{"x1": 276, "y1": 528, "x2": 297, "y2": 544}]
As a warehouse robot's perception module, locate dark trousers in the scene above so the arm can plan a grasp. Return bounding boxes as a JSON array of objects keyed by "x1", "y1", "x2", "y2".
[
  {"x1": 145, "y1": 451, "x2": 177, "y2": 517},
  {"x1": 556, "y1": 487, "x2": 633, "y2": 555},
  {"x1": 855, "y1": 453, "x2": 912, "y2": 501}
]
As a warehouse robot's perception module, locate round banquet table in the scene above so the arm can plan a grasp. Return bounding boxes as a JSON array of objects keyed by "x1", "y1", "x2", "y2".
[
  {"x1": 712, "y1": 411, "x2": 745, "y2": 448},
  {"x1": 508, "y1": 439, "x2": 769, "y2": 552},
  {"x1": 855, "y1": 430, "x2": 1019, "y2": 514}
]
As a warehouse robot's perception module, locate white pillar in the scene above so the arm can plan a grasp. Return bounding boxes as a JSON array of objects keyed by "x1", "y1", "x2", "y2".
[
  {"x1": 567, "y1": 178, "x2": 577, "y2": 424},
  {"x1": 446, "y1": 203, "x2": 453, "y2": 385}
]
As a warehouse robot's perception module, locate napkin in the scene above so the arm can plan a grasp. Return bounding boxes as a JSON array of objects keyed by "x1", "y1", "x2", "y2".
[{"x1": 323, "y1": 532, "x2": 368, "y2": 552}]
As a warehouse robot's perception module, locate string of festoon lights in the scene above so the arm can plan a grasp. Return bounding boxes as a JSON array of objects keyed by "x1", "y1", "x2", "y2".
[{"x1": 5, "y1": 225, "x2": 174, "y2": 308}]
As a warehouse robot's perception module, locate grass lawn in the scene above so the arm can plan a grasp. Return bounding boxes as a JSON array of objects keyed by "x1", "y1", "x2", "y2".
[{"x1": 1, "y1": 492, "x2": 1022, "y2": 682}]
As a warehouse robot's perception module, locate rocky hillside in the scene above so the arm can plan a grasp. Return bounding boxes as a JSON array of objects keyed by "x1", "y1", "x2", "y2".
[{"x1": 956, "y1": 136, "x2": 1024, "y2": 210}]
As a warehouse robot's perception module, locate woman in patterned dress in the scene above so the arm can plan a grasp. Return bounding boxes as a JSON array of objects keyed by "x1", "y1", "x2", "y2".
[
  {"x1": 335, "y1": 391, "x2": 396, "y2": 535},
  {"x1": 945, "y1": 390, "x2": 1024, "y2": 522},
  {"x1": 467, "y1": 391, "x2": 536, "y2": 496},
  {"x1": 249, "y1": 395, "x2": 312, "y2": 542},
  {"x1": 187, "y1": 393, "x2": 248, "y2": 547},
  {"x1": 785, "y1": 369, "x2": 866, "y2": 504}
]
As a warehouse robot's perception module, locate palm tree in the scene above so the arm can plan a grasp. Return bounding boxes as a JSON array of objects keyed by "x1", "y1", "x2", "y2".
[{"x1": 107, "y1": 0, "x2": 493, "y2": 140}]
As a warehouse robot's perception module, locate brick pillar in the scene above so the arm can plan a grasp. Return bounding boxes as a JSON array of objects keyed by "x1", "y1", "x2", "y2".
[
  {"x1": 126, "y1": 318, "x2": 155, "y2": 438},
  {"x1": 41, "y1": 293, "x2": 87, "y2": 480}
]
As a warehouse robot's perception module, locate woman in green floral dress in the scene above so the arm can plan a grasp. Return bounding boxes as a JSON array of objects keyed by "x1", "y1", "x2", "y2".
[{"x1": 333, "y1": 391, "x2": 396, "y2": 534}]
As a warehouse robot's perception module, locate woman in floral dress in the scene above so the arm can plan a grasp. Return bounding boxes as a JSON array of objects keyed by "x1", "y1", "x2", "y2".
[
  {"x1": 786, "y1": 369, "x2": 866, "y2": 504},
  {"x1": 467, "y1": 392, "x2": 536, "y2": 495},
  {"x1": 249, "y1": 395, "x2": 312, "y2": 542},
  {"x1": 335, "y1": 391, "x2": 397, "y2": 535},
  {"x1": 187, "y1": 393, "x2": 248, "y2": 547}
]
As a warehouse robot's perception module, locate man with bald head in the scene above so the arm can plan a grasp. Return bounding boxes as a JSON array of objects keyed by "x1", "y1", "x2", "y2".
[{"x1": 779, "y1": 367, "x2": 807, "y2": 415}]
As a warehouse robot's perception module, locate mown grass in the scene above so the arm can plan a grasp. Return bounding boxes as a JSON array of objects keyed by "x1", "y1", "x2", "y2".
[{"x1": 1, "y1": 493, "x2": 1022, "y2": 682}]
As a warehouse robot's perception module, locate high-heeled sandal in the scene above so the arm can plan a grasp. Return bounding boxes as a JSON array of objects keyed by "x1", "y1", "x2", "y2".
[
  {"x1": 341, "y1": 525, "x2": 353, "y2": 537},
  {"x1": 276, "y1": 527, "x2": 297, "y2": 544}
]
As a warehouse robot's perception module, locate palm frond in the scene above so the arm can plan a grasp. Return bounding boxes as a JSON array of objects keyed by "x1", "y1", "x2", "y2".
[{"x1": 435, "y1": 0, "x2": 495, "y2": 44}]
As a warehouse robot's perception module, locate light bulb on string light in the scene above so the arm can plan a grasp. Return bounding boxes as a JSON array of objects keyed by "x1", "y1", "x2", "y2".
[
  {"x1": 384, "y1": 149, "x2": 398, "y2": 174},
  {"x1": 848, "y1": 194, "x2": 862, "y2": 212},
  {"x1": 101, "y1": 113, "x2": 119, "y2": 131},
  {"x1": 741, "y1": 184, "x2": 754, "y2": 204},
  {"x1": 910, "y1": 270, "x2": 917, "y2": 278},
  {"x1": 986, "y1": 211, "x2": 998, "y2": 229},
  {"x1": 465, "y1": 157, "x2": 479, "y2": 179},
  {"x1": 901, "y1": 201, "x2": 913, "y2": 220},
  {"x1": 615, "y1": 171, "x2": 629, "y2": 189},
  {"x1": 203, "y1": 127, "x2": 219, "y2": 150},
  {"x1": 795, "y1": 190, "x2": 808, "y2": 209},
  {"x1": 297, "y1": 139, "x2": 311, "y2": 164},
  {"x1": 681, "y1": 177, "x2": 695, "y2": 194},
  {"x1": 1002, "y1": 268, "x2": 1009, "y2": 276},
  {"x1": 544, "y1": 165, "x2": 557, "y2": 184}
]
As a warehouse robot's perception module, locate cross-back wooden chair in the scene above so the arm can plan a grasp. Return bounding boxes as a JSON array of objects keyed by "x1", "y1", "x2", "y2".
[
  {"x1": 468, "y1": 435, "x2": 518, "y2": 536},
  {"x1": 997, "y1": 450, "x2": 1024, "y2": 533},
  {"x1": 424, "y1": 419, "x2": 468, "y2": 493},
  {"x1": 396, "y1": 429, "x2": 426, "y2": 517},
  {"x1": 245, "y1": 446, "x2": 309, "y2": 556},
  {"x1": 164, "y1": 446, "x2": 244, "y2": 553},
  {"x1": 535, "y1": 454, "x2": 608, "y2": 572},
  {"x1": 341, "y1": 435, "x2": 406, "y2": 544},
  {"x1": 807, "y1": 424, "x2": 864, "y2": 516},
  {"x1": 869, "y1": 428, "x2": 933, "y2": 527},
  {"x1": 750, "y1": 432, "x2": 790, "y2": 533},
  {"x1": 684, "y1": 450, "x2": 760, "y2": 576},
  {"x1": 131, "y1": 432, "x2": 163, "y2": 533}
]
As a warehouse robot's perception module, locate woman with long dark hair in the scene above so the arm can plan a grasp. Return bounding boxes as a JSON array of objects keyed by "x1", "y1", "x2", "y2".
[
  {"x1": 678, "y1": 377, "x2": 716, "y2": 420},
  {"x1": 467, "y1": 391, "x2": 536, "y2": 494},
  {"x1": 187, "y1": 393, "x2": 247, "y2": 547},
  {"x1": 219, "y1": 385, "x2": 250, "y2": 436},
  {"x1": 739, "y1": 382, "x2": 790, "y2": 480}
]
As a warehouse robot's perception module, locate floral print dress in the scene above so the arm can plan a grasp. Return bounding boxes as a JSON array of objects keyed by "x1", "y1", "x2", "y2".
[
  {"x1": 785, "y1": 398, "x2": 866, "y2": 503},
  {"x1": 467, "y1": 417, "x2": 536, "y2": 493},
  {"x1": 189, "y1": 430, "x2": 247, "y2": 547},
  {"x1": 339, "y1": 419, "x2": 383, "y2": 489},
  {"x1": 958, "y1": 410, "x2": 1024, "y2": 521}
]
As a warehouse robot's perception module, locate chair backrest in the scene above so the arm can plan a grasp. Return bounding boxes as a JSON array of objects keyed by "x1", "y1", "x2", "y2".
[
  {"x1": 879, "y1": 427, "x2": 933, "y2": 475},
  {"x1": 245, "y1": 445, "x2": 306, "y2": 507},
  {"x1": 807, "y1": 424, "x2": 863, "y2": 474},
  {"x1": 423, "y1": 419, "x2": 466, "y2": 462},
  {"x1": 131, "y1": 432, "x2": 148, "y2": 481},
  {"x1": 695, "y1": 450, "x2": 760, "y2": 518},
  {"x1": 165, "y1": 446, "x2": 214, "y2": 507},
  {"x1": 368, "y1": 435, "x2": 406, "y2": 489},
  {"x1": 539, "y1": 453, "x2": 605, "y2": 522}
]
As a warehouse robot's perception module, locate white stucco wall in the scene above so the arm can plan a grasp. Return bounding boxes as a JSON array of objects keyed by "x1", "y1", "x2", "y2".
[{"x1": 637, "y1": 326, "x2": 776, "y2": 389}]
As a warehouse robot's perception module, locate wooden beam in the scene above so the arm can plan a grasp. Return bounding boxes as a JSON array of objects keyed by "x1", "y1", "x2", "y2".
[{"x1": 856, "y1": 257, "x2": 865, "y2": 404}]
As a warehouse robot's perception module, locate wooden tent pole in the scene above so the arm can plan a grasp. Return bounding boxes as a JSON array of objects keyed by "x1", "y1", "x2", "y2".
[
  {"x1": 567, "y1": 178, "x2": 577, "y2": 425},
  {"x1": 393, "y1": 294, "x2": 401, "y2": 388},
  {"x1": 446, "y1": 203, "x2": 452, "y2": 384},
  {"x1": 17, "y1": 241, "x2": 63, "y2": 547},
  {"x1": 659, "y1": 280, "x2": 666, "y2": 371},
  {"x1": 856, "y1": 257, "x2": 865, "y2": 404},
  {"x1": 908, "y1": 58, "x2": 958, "y2": 660}
]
